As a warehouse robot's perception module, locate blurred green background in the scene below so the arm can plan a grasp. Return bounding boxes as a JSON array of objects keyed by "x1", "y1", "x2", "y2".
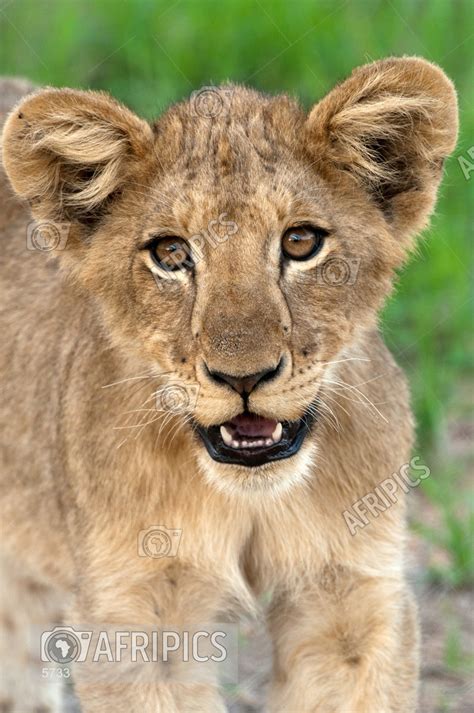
[{"x1": 0, "y1": 0, "x2": 473, "y2": 583}]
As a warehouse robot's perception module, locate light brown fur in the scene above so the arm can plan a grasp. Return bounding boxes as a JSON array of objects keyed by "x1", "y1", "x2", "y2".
[{"x1": 0, "y1": 58, "x2": 458, "y2": 712}]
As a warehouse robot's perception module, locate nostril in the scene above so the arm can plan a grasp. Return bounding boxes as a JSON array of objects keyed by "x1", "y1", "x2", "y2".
[
  {"x1": 259, "y1": 356, "x2": 284, "y2": 385},
  {"x1": 204, "y1": 358, "x2": 284, "y2": 396}
]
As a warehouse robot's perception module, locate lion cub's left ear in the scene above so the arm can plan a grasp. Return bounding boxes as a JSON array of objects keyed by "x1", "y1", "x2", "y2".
[
  {"x1": 306, "y1": 57, "x2": 458, "y2": 237},
  {"x1": 2, "y1": 88, "x2": 154, "y2": 224}
]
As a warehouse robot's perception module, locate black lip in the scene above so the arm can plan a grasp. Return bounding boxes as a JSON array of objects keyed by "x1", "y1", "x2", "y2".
[{"x1": 194, "y1": 410, "x2": 315, "y2": 467}]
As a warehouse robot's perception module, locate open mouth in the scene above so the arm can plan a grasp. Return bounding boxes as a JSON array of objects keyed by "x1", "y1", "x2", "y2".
[{"x1": 195, "y1": 411, "x2": 315, "y2": 467}]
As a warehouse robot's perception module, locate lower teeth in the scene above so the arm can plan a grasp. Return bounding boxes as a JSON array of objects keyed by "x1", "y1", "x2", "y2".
[
  {"x1": 232, "y1": 439, "x2": 271, "y2": 449},
  {"x1": 220, "y1": 424, "x2": 283, "y2": 450}
]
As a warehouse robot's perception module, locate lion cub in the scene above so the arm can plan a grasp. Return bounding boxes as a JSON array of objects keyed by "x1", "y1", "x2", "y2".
[{"x1": 0, "y1": 58, "x2": 457, "y2": 712}]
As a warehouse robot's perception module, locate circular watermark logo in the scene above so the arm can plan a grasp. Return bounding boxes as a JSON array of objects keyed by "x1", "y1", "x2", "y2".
[
  {"x1": 44, "y1": 630, "x2": 82, "y2": 664},
  {"x1": 193, "y1": 88, "x2": 225, "y2": 118},
  {"x1": 31, "y1": 224, "x2": 62, "y2": 252},
  {"x1": 157, "y1": 384, "x2": 190, "y2": 412},
  {"x1": 320, "y1": 257, "x2": 353, "y2": 286},
  {"x1": 27, "y1": 221, "x2": 70, "y2": 252},
  {"x1": 141, "y1": 529, "x2": 173, "y2": 559}
]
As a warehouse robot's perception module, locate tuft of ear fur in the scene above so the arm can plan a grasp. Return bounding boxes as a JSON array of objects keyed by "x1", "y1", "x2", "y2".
[
  {"x1": 306, "y1": 57, "x2": 458, "y2": 233},
  {"x1": 2, "y1": 88, "x2": 154, "y2": 224}
]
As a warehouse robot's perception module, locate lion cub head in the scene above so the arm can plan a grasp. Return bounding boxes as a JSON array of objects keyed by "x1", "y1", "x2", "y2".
[{"x1": 2, "y1": 58, "x2": 457, "y2": 493}]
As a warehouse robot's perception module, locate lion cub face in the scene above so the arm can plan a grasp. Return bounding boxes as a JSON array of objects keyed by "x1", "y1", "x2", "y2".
[{"x1": 2, "y1": 59, "x2": 457, "y2": 492}]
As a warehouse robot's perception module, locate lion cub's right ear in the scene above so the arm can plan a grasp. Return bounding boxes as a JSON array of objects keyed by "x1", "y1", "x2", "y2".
[{"x1": 2, "y1": 88, "x2": 154, "y2": 225}]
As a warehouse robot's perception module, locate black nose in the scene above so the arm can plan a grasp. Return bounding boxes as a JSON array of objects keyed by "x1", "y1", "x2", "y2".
[{"x1": 205, "y1": 358, "x2": 283, "y2": 396}]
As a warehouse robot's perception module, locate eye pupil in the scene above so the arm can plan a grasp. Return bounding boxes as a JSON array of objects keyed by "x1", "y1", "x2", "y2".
[
  {"x1": 282, "y1": 225, "x2": 327, "y2": 261},
  {"x1": 150, "y1": 237, "x2": 193, "y2": 272}
]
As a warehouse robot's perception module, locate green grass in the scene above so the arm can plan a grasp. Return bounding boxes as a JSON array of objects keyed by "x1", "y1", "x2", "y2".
[
  {"x1": 444, "y1": 621, "x2": 474, "y2": 674},
  {"x1": 1, "y1": 0, "x2": 473, "y2": 580},
  {"x1": 413, "y1": 464, "x2": 474, "y2": 587}
]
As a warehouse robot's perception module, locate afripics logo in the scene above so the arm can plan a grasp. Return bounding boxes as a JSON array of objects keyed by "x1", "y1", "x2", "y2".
[
  {"x1": 317, "y1": 257, "x2": 361, "y2": 286},
  {"x1": 40, "y1": 627, "x2": 231, "y2": 666},
  {"x1": 155, "y1": 380, "x2": 200, "y2": 414},
  {"x1": 191, "y1": 86, "x2": 234, "y2": 118},
  {"x1": 26, "y1": 221, "x2": 71, "y2": 252},
  {"x1": 41, "y1": 627, "x2": 92, "y2": 664},
  {"x1": 342, "y1": 456, "x2": 431, "y2": 536},
  {"x1": 138, "y1": 526, "x2": 182, "y2": 559}
]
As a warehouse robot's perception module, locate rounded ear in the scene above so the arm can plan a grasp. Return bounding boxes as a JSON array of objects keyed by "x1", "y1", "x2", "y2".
[
  {"x1": 1, "y1": 87, "x2": 154, "y2": 224},
  {"x1": 306, "y1": 57, "x2": 458, "y2": 235}
]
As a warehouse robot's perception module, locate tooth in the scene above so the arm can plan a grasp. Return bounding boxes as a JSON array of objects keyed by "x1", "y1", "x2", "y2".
[
  {"x1": 256, "y1": 440, "x2": 264, "y2": 447},
  {"x1": 241, "y1": 440, "x2": 248, "y2": 448},
  {"x1": 265, "y1": 438, "x2": 273, "y2": 447},
  {"x1": 272, "y1": 422, "x2": 283, "y2": 443},
  {"x1": 231, "y1": 439, "x2": 240, "y2": 448},
  {"x1": 220, "y1": 425, "x2": 233, "y2": 447}
]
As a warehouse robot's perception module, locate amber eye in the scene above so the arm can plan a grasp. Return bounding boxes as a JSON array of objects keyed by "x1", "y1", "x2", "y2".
[
  {"x1": 281, "y1": 225, "x2": 327, "y2": 261},
  {"x1": 149, "y1": 237, "x2": 193, "y2": 272}
]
